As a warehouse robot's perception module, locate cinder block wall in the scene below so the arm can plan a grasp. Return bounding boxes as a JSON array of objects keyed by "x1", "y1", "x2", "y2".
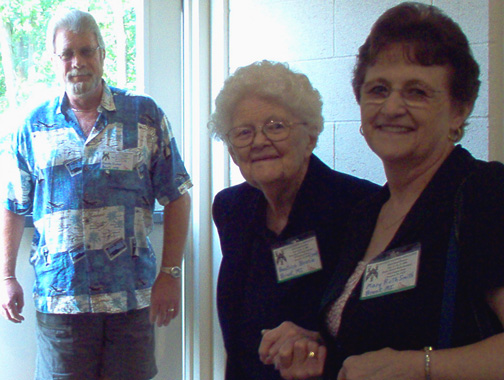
[{"x1": 228, "y1": 0, "x2": 490, "y2": 185}]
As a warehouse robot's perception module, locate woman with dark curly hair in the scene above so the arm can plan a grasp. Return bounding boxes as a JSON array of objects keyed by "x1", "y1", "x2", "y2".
[{"x1": 259, "y1": 3, "x2": 504, "y2": 379}]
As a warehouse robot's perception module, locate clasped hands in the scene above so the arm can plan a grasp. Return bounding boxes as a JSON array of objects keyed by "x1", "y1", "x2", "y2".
[
  {"x1": 258, "y1": 321, "x2": 423, "y2": 380},
  {"x1": 259, "y1": 321, "x2": 326, "y2": 380}
]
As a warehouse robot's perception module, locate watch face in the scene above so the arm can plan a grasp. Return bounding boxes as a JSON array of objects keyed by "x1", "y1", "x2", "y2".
[{"x1": 170, "y1": 266, "x2": 182, "y2": 278}]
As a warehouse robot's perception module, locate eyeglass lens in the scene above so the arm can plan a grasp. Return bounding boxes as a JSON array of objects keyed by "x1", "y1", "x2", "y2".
[
  {"x1": 229, "y1": 121, "x2": 290, "y2": 147},
  {"x1": 362, "y1": 82, "x2": 441, "y2": 108},
  {"x1": 57, "y1": 46, "x2": 100, "y2": 61}
]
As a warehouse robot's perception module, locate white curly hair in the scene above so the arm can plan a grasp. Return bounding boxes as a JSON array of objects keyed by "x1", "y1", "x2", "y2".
[{"x1": 208, "y1": 60, "x2": 324, "y2": 146}]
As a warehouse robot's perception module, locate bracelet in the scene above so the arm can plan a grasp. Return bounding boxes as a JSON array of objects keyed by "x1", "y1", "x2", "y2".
[
  {"x1": 424, "y1": 346, "x2": 433, "y2": 380},
  {"x1": 3, "y1": 276, "x2": 16, "y2": 281}
]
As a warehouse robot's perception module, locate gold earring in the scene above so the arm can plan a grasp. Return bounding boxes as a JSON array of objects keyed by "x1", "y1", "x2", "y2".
[{"x1": 448, "y1": 127, "x2": 463, "y2": 142}]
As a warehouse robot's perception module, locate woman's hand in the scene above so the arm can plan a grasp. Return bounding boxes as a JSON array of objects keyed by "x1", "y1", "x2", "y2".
[
  {"x1": 259, "y1": 321, "x2": 326, "y2": 379},
  {"x1": 337, "y1": 348, "x2": 424, "y2": 380}
]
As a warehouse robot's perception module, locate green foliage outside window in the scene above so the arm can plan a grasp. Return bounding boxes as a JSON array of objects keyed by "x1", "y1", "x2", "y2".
[{"x1": 0, "y1": 0, "x2": 137, "y2": 116}]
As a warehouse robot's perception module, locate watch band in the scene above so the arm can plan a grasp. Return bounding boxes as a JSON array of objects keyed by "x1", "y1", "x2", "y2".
[{"x1": 160, "y1": 265, "x2": 182, "y2": 278}]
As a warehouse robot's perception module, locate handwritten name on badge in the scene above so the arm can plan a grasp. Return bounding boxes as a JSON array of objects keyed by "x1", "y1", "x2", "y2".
[
  {"x1": 272, "y1": 234, "x2": 322, "y2": 283},
  {"x1": 361, "y1": 243, "x2": 421, "y2": 300}
]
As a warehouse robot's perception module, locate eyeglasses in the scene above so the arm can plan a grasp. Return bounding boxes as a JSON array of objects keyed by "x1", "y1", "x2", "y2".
[
  {"x1": 227, "y1": 120, "x2": 306, "y2": 148},
  {"x1": 55, "y1": 46, "x2": 101, "y2": 62},
  {"x1": 361, "y1": 81, "x2": 444, "y2": 109}
]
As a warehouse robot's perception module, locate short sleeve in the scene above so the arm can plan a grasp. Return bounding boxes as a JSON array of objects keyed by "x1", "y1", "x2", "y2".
[
  {"x1": 150, "y1": 110, "x2": 192, "y2": 205},
  {"x1": 0, "y1": 130, "x2": 34, "y2": 214}
]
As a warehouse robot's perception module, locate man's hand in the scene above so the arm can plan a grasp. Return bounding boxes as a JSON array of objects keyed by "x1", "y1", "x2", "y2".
[
  {"x1": 0, "y1": 278, "x2": 25, "y2": 323},
  {"x1": 0, "y1": 208, "x2": 25, "y2": 323},
  {"x1": 149, "y1": 273, "x2": 181, "y2": 327}
]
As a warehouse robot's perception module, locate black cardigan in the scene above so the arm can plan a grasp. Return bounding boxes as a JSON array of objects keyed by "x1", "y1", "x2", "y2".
[
  {"x1": 213, "y1": 154, "x2": 379, "y2": 380},
  {"x1": 319, "y1": 146, "x2": 504, "y2": 378}
]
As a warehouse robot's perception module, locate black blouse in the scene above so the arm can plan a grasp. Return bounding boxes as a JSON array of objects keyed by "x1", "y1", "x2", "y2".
[{"x1": 319, "y1": 146, "x2": 504, "y2": 379}]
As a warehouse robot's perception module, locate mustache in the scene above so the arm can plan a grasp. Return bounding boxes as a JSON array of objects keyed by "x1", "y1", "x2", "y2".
[{"x1": 67, "y1": 70, "x2": 92, "y2": 79}]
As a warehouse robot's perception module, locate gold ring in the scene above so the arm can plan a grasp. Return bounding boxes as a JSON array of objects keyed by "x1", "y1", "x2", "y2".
[
  {"x1": 168, "y1": 308, "x2": 175, "y2": 312},
  {"x1": 308, "y1": 351, "x2": 316, "y2": 358}
]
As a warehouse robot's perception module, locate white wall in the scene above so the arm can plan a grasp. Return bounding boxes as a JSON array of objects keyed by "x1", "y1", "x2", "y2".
[{"x1": 227, "y1": 0, "x2": 496, "y2": 187}]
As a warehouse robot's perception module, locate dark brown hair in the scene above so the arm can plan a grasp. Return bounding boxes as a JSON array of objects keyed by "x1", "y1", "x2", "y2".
[{"x1": 352, "y1": 2, "x2": 480, "y2": 111}]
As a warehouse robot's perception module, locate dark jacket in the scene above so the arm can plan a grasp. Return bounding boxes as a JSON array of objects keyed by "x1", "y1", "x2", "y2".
[
  {"x1": 319, "y1": 146, "x2": 504, "y2": 378},
  {"x1": 213, "y1": 155, "x2": 379, "y2": 380}
]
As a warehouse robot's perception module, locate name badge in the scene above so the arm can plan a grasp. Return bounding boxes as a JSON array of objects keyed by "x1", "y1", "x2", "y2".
[
  {"x1": 361, "y1": 243, "x2": 421, "y2": 300},
  {"x1": 272, "y1": 233, "x2": 322, "y2": 283},
  {"x1": 100, "y1": 151, "x2": 135, "y2": 171}
]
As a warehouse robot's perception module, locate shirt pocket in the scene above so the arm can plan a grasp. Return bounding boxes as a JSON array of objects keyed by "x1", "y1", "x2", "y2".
[{"x1": 103, "y1": 168, "x2": 145, "y2": 191}]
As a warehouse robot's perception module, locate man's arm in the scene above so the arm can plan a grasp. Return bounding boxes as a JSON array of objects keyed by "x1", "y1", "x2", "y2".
[
  {"x1": 0, "y1": 207, "x2": 25, "y2": 323},
  {"x1": 149, "y1": 192, "x2": 191, "y2": 327}
]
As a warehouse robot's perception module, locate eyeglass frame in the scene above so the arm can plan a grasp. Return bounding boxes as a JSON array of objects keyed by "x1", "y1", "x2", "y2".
[
  {"x1": 360, "y1": 80, "x2": 445, "y2": 109},
  {"x1": 54, "y1": 46, "x2": 102, "y2": 62},
  {"x1": 226, "y1": 120, "x2": 307, "y2": 148}
]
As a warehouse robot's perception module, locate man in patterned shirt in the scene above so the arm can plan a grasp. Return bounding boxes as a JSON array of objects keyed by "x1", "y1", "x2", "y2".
[{"x1": 0, "y1": 9, "x2": 191, "y2": 380}]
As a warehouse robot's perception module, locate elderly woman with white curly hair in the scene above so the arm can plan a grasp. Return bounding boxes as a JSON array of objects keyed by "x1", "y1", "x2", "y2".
[{"x1": 208, "y1": 60, "x2": 378, "y2": 380}]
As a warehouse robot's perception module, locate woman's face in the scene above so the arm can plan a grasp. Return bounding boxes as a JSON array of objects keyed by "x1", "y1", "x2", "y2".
[
  {"x1": 228, "y1": 96, "x2": 316, "y2": 190},
  {"x1": 360, "y1": 44, "x2": 470, "y2": 169}
]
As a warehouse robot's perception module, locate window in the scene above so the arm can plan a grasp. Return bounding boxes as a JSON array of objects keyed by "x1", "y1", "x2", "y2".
[{"x1": 0, "y1": 0, "x2": 137, "y2": 139}]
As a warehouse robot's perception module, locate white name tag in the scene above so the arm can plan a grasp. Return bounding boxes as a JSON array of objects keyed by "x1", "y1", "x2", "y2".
[
  {"x1": 272, "y1": 234, "x2": 322, "y2": 283},
  {"x1": 361, "y1": 243, "x2": 421, "y2": 300},
  {"x1": 100, "y1": 151, "x2": 135, "y2": 171}
]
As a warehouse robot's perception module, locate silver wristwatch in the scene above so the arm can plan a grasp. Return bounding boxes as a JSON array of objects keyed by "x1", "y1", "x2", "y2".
[{"x1": 160, "y1": 265, "x2": 182, "y2": 278}]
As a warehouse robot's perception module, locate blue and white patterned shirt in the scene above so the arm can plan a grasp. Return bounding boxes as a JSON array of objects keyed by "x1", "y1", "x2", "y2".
[{"x1": 1, "y1": 83, "x2": 192, "y2": 314}]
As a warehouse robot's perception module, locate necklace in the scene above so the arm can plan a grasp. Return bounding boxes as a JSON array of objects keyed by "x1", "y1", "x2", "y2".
[
  {"x1": 378, "y1": 201, "x2": 409, "y2": 230},
  {"x1": 72, "y1": 107, "x2": 96, "y2": 113},
  {"x1": 382, "y1": 212, "x2": 408, "y2": 230}
]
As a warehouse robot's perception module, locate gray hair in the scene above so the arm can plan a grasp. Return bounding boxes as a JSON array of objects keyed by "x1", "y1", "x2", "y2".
[
  {"x1": 208, "y1": 60, "x2": 324, "y2": 145},
  {"x1": 47, "y1": 9, "x2": 105, "y2": 53}
]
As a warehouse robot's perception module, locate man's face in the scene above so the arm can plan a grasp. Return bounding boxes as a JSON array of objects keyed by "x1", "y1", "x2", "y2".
[{"x1": 52, "y1": 29, "x2": 105, "y2": 100}]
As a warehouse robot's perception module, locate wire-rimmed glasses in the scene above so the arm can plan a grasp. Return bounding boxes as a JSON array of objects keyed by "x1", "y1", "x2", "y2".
[
  {"x1": 55, "y1": 46, "x2": 102, "y2": 62},
  {"x1": 361, "y1": 81, "x2": 445, "y2": 109},
  {"x1": 227, "y1": 120, "x2": 306, "y2": 148}
]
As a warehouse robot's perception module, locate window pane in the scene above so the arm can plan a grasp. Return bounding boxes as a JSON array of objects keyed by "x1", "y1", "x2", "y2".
[{"x1": 0, "y1": 0, "x2": 137, "y2": 138}]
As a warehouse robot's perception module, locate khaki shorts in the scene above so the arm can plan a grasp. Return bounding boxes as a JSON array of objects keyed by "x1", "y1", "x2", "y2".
[{"x1": 35, "y1": 308, "x2": 157, "y2": 380}]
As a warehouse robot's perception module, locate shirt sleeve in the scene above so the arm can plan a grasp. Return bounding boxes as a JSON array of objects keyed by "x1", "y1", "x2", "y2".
[
  {"x1": 0, "y1": 129, "x2": 34, "y2": 215},
  {"x1": 150, "y1": 110, "x2": 192, "y2": 206}
]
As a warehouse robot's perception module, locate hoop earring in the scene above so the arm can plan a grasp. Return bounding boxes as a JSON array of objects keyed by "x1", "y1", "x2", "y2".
[
  {"x1": 359, "y1": 126, "x2": 364, "y2": 136},
  {"x1": 448, "y1": 127, "x2": 463, "y2": 142}
]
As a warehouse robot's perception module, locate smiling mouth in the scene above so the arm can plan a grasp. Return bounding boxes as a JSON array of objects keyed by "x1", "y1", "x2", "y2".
[
  {"x1": 251, "y1": 155, "x2": 279, "y2": 163},
  {"x1": 378, "y1": 125, "x2": 414, "y2": 133}
]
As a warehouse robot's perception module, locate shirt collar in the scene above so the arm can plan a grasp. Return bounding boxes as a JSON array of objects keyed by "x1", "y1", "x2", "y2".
[{"x1": 57, "y1": 80, "x2": 116, "y2": 114}]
